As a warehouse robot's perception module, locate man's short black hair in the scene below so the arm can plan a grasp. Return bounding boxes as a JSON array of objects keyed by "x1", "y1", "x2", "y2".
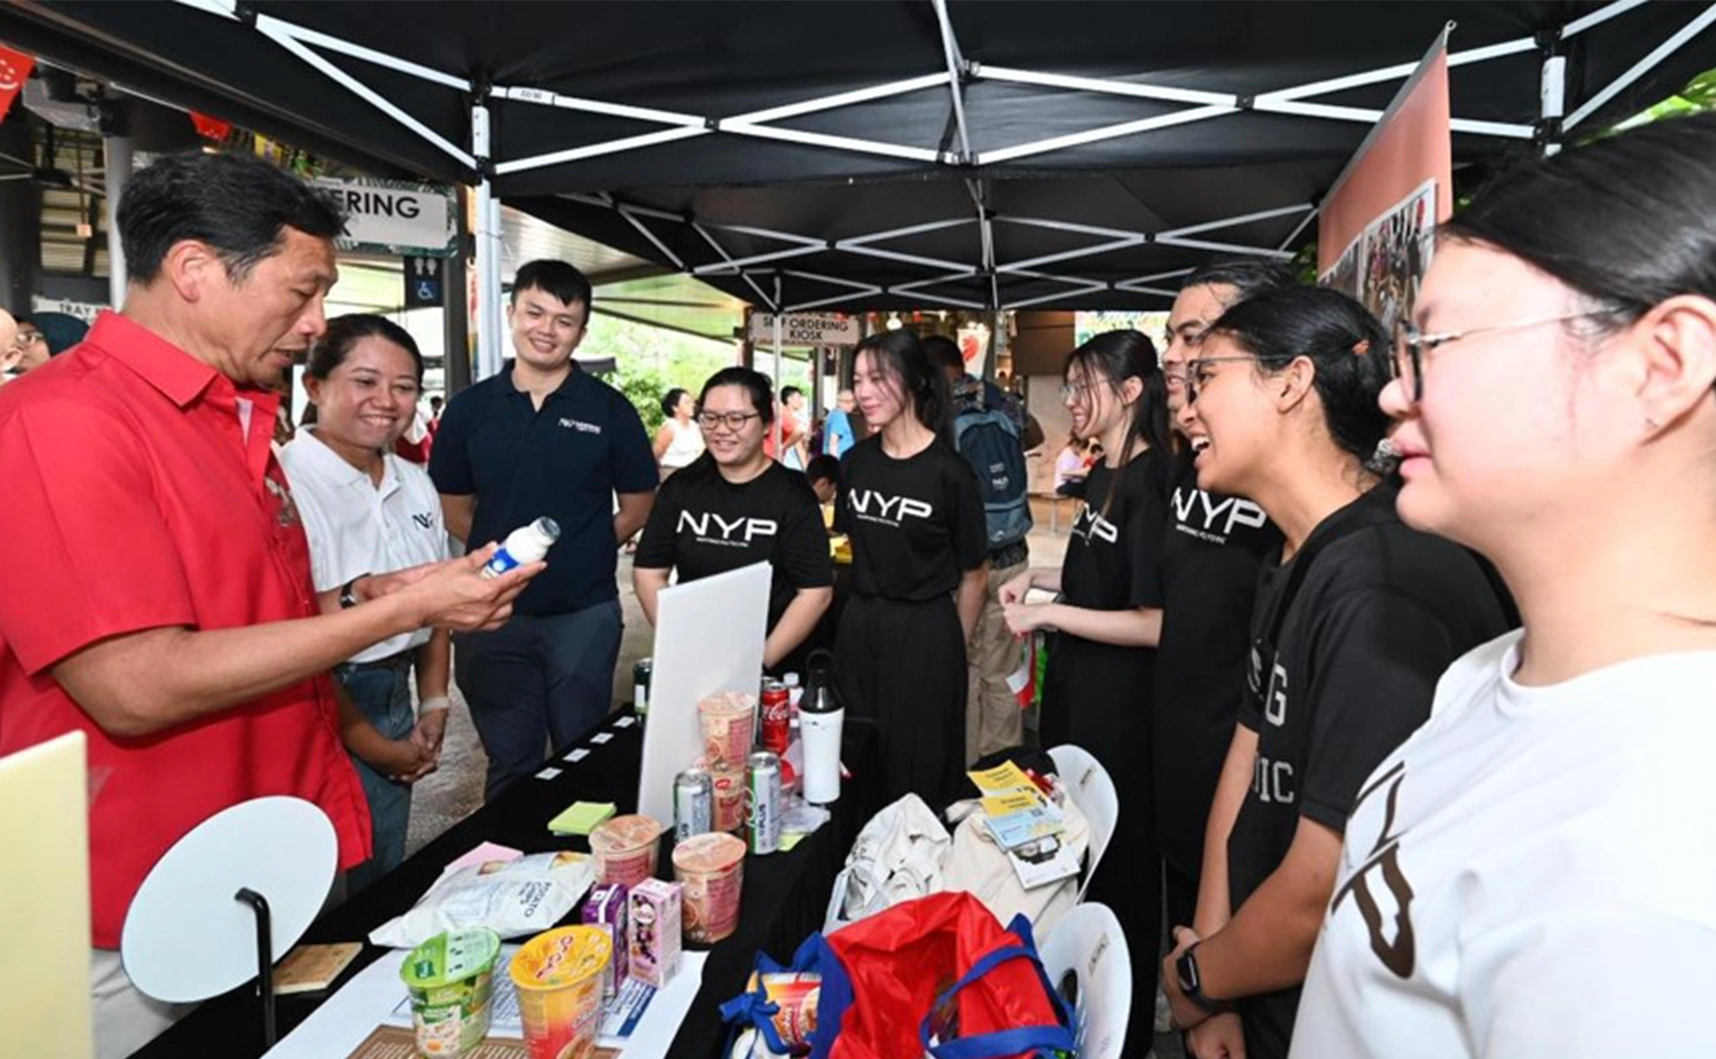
[
  {"x1": 780, "y1": 385, "x2": 803, "y2": 401},
  {"x1": 805, "y1": 454, "x2": 840, "y2": 484},
  {"x1": 1181, "y1": 259, "x2": 1298, "y2": 302},
  {"x1": 117, "y1": 151, "x2": 346, "y2": 285},
  {"x1": 511, "y1": 259, "x2": 594, "y2": 311},
  {"x1": 921, "y1": 333, "x2": 965, "y2": 377}
]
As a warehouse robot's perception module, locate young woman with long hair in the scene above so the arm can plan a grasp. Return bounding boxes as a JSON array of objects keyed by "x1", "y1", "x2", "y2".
[
  {"x1": 998, "y1": 328, "x2": 1172, "y2": 1059},
  {"x1": 1293, "y1": 112, "x2": 1716, "y2": 1058},
  {"x1": 1160, "y1": 288, "x2": 1509, "y2": 1059},
  {"x1": 634, "y1": 367, "x2": 832, "y2": 671},
  {"x1": 834, "y1": 330, "x2": 988, "y2": 804}
]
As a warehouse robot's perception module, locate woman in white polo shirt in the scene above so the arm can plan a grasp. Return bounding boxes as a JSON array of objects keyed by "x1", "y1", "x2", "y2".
[{"x1": 281, "y1": 314, "x2": 452, "y2": 891}]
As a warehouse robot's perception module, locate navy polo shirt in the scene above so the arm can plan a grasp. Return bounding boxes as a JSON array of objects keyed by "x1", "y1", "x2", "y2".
[{"x1": 430, "y1": 362, "x2": 658, "y2": 615}]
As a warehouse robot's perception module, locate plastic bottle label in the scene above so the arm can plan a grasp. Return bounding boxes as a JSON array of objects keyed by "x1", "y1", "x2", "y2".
[{"x1": 484, "y1": 547, "x2": 521, "y2": 577}]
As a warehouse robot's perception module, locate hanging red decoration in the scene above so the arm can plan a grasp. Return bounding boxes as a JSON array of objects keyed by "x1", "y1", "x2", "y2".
[
  {"x1": 0, "y1": 46, "x2": 35, "y2": 122},
  {"x1": 189, "y1": 111, "x2": 233, "y2": 142}
]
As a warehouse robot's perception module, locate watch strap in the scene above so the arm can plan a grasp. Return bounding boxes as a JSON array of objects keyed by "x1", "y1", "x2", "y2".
[{"x1": 339, "y1": 574, "x2": 370, "y2": 609}]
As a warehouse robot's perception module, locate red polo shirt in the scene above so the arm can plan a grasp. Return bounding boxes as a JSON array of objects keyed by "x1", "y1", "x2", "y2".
[{"x1": 0, "y1": 312, "x2": 371, "y2": 948}]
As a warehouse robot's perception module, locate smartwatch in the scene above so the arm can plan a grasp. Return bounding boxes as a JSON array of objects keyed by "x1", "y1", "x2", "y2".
[
  {"x1": 1175, "y1": 943, "x2": 1235, "y2": 1016},
  {"x1": 339, "y1": 574, "x2": 370, "y2": 610}
]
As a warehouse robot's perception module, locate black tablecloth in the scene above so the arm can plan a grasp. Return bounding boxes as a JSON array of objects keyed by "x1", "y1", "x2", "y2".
[{"x1": 133, "y1": 714, "x2": 882, "y2": 1059}]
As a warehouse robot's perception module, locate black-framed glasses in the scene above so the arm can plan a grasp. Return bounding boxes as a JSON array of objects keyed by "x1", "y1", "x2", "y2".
[
  {"x1": 697, "y1": 410, "x2": 762, "y2": 431},
  {"x1": 1185, "y1": 355, "x2": 1277, "y2": 403},
  {"x1": 1389, "y1": 308, "x2": 1630, "y2": 403}
]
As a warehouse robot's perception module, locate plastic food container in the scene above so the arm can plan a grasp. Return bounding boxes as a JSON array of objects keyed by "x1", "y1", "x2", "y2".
[
  {"x1": 698, "y1": 691, "x2": 757, "y2": 768},
  {"x1": 399, "y1": 927, "x2": 502, "y2": 1057},
  {"x1": 587, "y1": 814, "x2": 663, "y2": 887},
  {"x1": 672, "y1": 831, "x2": 747, "y2": 944},
  {"x1": 508, "y1": 925, "x2": 614, "y2": 1059}
]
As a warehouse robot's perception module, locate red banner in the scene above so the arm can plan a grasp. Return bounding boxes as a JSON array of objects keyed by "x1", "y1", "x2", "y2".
[
  {"x1": 190, "y1": 111, "x2": 233, "y2": 142},
  {"x1": 0, "y1": 46, "x2": 34, "y2": 122},
  {"x1": 1317, "y1": 31, "x2": 1453, "y2": 336}
]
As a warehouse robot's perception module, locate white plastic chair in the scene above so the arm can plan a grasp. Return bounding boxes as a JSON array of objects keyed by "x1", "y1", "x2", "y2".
[
  {"x1": 1046, "y1": 743, "x2": 1118, "y2": 902},
  {"x1": 1040, "y1": 902, "x2": 1133, "y2": 1059}
]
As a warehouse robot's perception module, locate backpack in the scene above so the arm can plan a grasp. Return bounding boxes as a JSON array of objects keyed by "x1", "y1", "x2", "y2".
[{"x1": 954, "y1": 388, "x2": 1032, "y2": 548}]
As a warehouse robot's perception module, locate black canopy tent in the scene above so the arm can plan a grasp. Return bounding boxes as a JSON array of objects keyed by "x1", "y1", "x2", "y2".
[{"x1": 2, "y1": 0, "x2": 1711, "y2": 339}]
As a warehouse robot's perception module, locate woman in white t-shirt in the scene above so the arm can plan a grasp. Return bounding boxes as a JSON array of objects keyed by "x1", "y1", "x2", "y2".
[
  {"x1": 1292, "y1": 114, "x2": 1716, "y2": 1058},
  {"x1": 653, "y1": 387, "x2": 705, "y2": 475},
  {"x1": 280, "y1": 315, "x2": 453, "y2": 893}
]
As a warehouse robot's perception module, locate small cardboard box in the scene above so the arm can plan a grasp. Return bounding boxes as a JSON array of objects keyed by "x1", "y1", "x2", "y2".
[
  {"x1": 627, "y1": 879, "x2": 682, "y2": 988},
  {"x1": 581, "y1": 882, "x2": 629, "y2": 998}
]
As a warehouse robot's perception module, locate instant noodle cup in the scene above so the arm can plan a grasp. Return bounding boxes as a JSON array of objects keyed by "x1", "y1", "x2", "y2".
[
  {"x1": 672, "y1": 831, "x2": 747, "y2": 944},
  {"x1": 698, "y1": 691, "x2": 756, "y2": 767},
  {"x1": 587, "y1": 814, "x2": 662, "y2": 887},
  {"x1": 509, "y1": 925, "x2": 613, "y2": 1059},
  {"x1": 399, "y1": 927, "x2": 502, "y2": 1057},
  {"x1": 743, "y1": 971, "x2": 822, "y2": 1051}
]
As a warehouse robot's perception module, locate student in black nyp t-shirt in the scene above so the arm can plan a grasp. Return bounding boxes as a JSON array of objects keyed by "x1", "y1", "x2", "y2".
[
  {"x1": 835, "y1": 331, "x2": 988, "y2": 806},
  {"x1": 998, "y1": 329, "x2": 1170, "y2": 1059},
  {"x1": 634, "y1": 368, "x2": 833, "y2": 672},
  {"x1": 1159, "y1": 288, "x2": 1509, "y2": 1059},
  {"x1": 1155, "y1": 262, "x2": 1292, "y2": 937}
]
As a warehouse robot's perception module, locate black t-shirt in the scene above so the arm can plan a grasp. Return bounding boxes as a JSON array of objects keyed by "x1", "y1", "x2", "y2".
[
  {"x1": 1154, "y1": 448, "x2": 1282, "y2": 874},
  {"x1": 1225, "y1": 483, "x2": 1509, "y2": 1059},
  {"x1": 634, "y1": 457, "x2": 833, "y2": 633},
  {"x1": 835, "y1": 435, "x2": 987, "y2": 600},
  {"x1": 1061, "y1": 450, "x2": 1168, "y2": 613}
]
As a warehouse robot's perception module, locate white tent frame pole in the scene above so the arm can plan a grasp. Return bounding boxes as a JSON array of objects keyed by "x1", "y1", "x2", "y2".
[
  {"x1": 929, "y1": 0, "x2": 974, "y2": 162},
  {"x1": 718, "y1": 121, "x2": 946, "y2": 164},
  {"x1": 785, "y1": 289, "x2": 884, "y2": 313},
  {"x1": 838, "y1": 245, "x2": 972, "y2": 272},
  {"x1": 258, "y1": 15, "x2": 471, "y2": 91},
  {"x1": 998, "y1": 236, "x2": 1142, "y2": 274},
  {"x1": 1157, "y1": 202, "x2": 1312, "y2": 238},
  {"x1": 694, "y1": 222, "x2": 777, "y2": 310},
  {"x1": 497, "y1": 127, "x2": 708, "y2": 176},
  {"x1": 1155, "y1": 236, "x2": 1295, "y2": 259},
  {"x1": 1115, "y1": 267, "x2": 1195, "y2": 289},
  {"x1": 617, "y1": 205, "x2": 686, "y2": 271},
  {"x1": 251, "y1": 14, "x2": 475, "y2": 167},
  {"x1": 1254, "y1": 98, "x2": 1534, "y2": 138},
  {"x1": 694, "y1": 245, "x2": 824, "y2": 275},
  {"x1": 1565, "y1": 2, "x2": 1716, "y2": 130},
  {"x1": 1541, "y1": 47, "x2": 1569, "y2": 157},
  {"x1": 891, "y1": 270, "x2": 980, "y2": 294},
  {"x1": 771, "y1": 275, "x2": 783, "y2": 458},
  {"x1": 727, "y1": 72, "x2": 950, "y2": 127},
  {"x1": 980, "y1": 103, "x2": 1237, "y2": 165},
  {"x1": 1000, "y1": 215, "x2": 1144, "y2": 241},
  {"x1": 490, "y1": 85, "x2": 704, "y2": 127},
  {"x1": 840, "y1": 217, "x2": 976, "y2": 246},
  {"x1": 472, "y1": 101, "x2": 504, "y2": 381},
  {"x1": 1563, "y1": 0, "x2": 1653, "y2": 38},
  {"x1": 1277, "y1": 207, "x2": 1319, "y2": 251},
  {"x1": 900, "y1": 290, "x2": 988, "y2": 310},
  {"x1": 1003, "y1": 280, "x2": 1108, "y2": 311},
  {"x1": 975, "y1": 64, "x2": 1236, "y2": 107},
  {"x1": 171, "y1": 0, "x2": 238, "y2": 18}
]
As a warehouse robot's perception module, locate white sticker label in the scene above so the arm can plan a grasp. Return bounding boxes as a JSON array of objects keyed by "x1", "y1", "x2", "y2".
[
  {"x1": 535, "y1": 767, "x2": 562, "y2": 781},
  {"x1": 567, "y1": 748, "x2": 591, "y2": 762},
  {"x1": 590, "y1": 732, "x2": 613, "y2": 745},
  {"x1": 614, "y1": 716, "x2": 637, "y2": 729}
]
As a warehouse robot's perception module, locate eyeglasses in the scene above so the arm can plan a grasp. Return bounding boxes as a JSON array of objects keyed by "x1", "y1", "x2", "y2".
[
  {"x1": 11, "y1": 330, "x2": 44, "y2": 351},
  {"x1": 1389, "y1": 308, "x2": 1629, "y2": 403},
  {"x1": 697, "y1": 411, "x2": 762, "y2": 431},
  {"x1": 1185, "y1": 355, "x2": 1282, "y2": 403}
]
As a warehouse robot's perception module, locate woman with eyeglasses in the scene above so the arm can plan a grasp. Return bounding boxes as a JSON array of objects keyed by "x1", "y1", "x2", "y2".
[
  {"x1": 997, "y1": 329, "x2": 1172, "y2": 1059},
  {"x1": 1159, "y1": 287, "x2": 1509, "y2": 1059},
  {"x1": 1291, "y1": 114, "x2": 1716, "y2": 1059},
  {"x1": 634, "y1": 367, "x2": 833, "y2": 671},
  {"x1": 835, "y1": 330, "x2": 988, "y2": 804}
]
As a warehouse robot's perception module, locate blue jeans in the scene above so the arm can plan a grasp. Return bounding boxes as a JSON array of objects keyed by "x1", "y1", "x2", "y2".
[
  {"x1": 454, "y1": 599, "x2": 623, "y2": 801},
  {"x1": 333, "y1": 661, "x2": 414, "y2": 894}
]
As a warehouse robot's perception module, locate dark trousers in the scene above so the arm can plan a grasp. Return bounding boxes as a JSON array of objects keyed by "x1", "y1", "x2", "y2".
[
  {"x1": 333, "y1": 660, "x2": 414, "y2": 894},
  {"x1": 833, "y1": 593, "x2": 966, "y2": 808},
  {"x1": 454, "y1": 599, "x2": 623, "y2": 801}
]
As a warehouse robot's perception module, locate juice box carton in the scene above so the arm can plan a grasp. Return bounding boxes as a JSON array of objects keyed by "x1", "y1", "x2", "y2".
[
  {"x1": 627, "y1": 879, "x2": 682, "y2": 988},
  {"x1": 580, "y1": 883, "x2": 629, "y2": 999}
]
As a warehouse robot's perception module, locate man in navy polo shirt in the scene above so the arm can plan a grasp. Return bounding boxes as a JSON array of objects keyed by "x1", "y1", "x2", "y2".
[{"x1": 431, "y1": 259, "x2": 658, "y2": 799}]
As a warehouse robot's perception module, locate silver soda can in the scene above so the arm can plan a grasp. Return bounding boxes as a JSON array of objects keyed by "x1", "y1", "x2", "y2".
[
  {"x1": 745, "y1": 751, "x2": 782, "y2": 855},
  {"x1": 674, "y1": 767, "x2": 713, "y2": 844},
  {"x1": 633, "y1": 658, "x2": 653, "y2": 718}
]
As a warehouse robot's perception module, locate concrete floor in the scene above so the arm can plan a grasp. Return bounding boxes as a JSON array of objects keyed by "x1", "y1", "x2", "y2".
[{"x1": 401, "y1": 495, "x2": 1185, "y2": 1057}]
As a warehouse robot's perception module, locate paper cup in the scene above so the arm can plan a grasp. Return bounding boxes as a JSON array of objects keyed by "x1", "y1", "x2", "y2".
[
  {"x1": 698, "y1": 691, "x2": 757, "y2": 768},
  {"x1": 672, "y1": 832, "x2": 747, "y2": 944},
  {"x1": 509, "y1": 926, "x2": 614, "y2": 1059},
  {"x1": 399, "y1": 927, "x2": 502, "y2": 1057},
  {"x1": 588, "y1": 814, "x2": 662, "y2": 887}
]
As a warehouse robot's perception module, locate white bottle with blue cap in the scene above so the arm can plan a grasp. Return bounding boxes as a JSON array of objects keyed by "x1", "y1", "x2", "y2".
[{"x1": 482, "y1": 517, "x2": 559, "y2": 578}]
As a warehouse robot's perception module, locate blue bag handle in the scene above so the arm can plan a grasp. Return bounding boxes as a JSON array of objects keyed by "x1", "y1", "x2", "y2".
[
  {"x1": 720, "y1": 932, "x2": 854, "y2": 1059},
  {"x1": 917, "y1": 914, "x2": 1076, "y2": 1059}
]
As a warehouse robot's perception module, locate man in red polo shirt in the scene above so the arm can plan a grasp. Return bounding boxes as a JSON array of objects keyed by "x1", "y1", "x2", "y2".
[{"x1": 0, "y1": 151, "x2": 540, "y2": 1059}]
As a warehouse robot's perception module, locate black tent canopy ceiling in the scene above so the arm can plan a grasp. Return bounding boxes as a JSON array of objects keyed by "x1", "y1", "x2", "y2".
[{"x1": 2, "y1": 0, "x2": 1713, "y2": 312}]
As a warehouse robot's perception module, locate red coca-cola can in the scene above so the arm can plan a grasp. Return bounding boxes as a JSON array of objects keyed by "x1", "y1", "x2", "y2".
[{"x1": 760, "y1": 678, "x2": 791, "y2": 755}]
